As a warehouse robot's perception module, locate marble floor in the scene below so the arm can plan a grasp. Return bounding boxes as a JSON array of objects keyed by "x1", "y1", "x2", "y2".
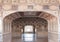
[
  {"x1": 12, "y1": 37, "x2": 48, "y2": 42},
  {"x1": 12, "y1": 34, "x2": 48, "y2": 42}
]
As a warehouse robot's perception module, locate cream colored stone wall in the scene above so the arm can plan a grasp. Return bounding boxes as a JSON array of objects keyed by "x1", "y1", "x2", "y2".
[
  {"x1": 0, "y1": 0, "x2": 59, "y2": 18},
  {"x1": 0, "y1": 0, "x2": 59, "y2": 42}
]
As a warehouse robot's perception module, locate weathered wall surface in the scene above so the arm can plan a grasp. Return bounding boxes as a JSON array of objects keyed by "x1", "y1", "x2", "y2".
[
  {"x1": 0, "y1": 0, "x2": 59, "y2": 18},
  {"x1": 0, "y1": 0, "x2": 59, "y2": 42}
]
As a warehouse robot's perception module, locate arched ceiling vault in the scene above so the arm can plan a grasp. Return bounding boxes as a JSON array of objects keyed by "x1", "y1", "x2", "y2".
[{"x1": 3, "y1": 11, "x2": 57, "y2": 23}]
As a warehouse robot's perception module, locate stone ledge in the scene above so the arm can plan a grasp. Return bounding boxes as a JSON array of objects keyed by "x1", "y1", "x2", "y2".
[{"x1": 3, "y1": 32, "x2": 11, "y2": 35}]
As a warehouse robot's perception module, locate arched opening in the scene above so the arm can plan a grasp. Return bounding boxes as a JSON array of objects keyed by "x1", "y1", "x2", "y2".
[
  {"x1": 12, "y1": 17, "x2": 48, "y2": 42},
  {"x1": 24, "y1": 25, "x2": 34, "y2": 32},
  {"x1": 3, "y1": 11, "x2": 58, "y2": 42},
  {"x1": 23, "y1": 25, "x2": 34, "y2": 42}
]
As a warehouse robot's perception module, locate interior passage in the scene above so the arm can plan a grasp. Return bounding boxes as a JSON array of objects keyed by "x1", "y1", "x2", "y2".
[{"x1": 12, "y1": 17, "x2": 48, "y2": 42}]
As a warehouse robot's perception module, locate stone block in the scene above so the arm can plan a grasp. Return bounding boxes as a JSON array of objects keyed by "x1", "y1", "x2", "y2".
[
  {"x1": 2, "y1": 4, "x2": 11, "y2": 11},
  {"x1": 49, "y1": 5, "x2": 59, "y2": 10},
  {"x1": 3, "y1": 0, "x2": 12, "y2": 4},
  {"x1": 12, "y1": 0, "x2": 20, "y2": 5},
  {"x1": 19, "y1": 0, "x2": 27, "y2": 5},
  {"x1": 11, "y1": 4, "x2": 18, "y2": 10},
  {"x1": 49, "y1": 0, "x2": 59, "y2": 5},
  {"x1": 34, "y1": 5, "x2": 43, "y2": 10},
  {"x1": 43, "y1": 5, "x2": 49, "y2": 10}
]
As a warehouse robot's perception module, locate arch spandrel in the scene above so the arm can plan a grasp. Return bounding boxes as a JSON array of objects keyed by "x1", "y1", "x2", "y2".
[{"x1": 2, "y1": 10, "x2": 58, "y2": 19}]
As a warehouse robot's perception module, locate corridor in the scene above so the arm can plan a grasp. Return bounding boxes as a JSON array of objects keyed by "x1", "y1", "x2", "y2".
[
  {"x1": 3, "y1": 12, "x2": 58, "y2": 42},
  {"x1": 12, "y1": 17, "x2": 48, "y2": 42}
]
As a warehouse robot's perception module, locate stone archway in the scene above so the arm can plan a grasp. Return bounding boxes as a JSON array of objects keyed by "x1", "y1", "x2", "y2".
[
  {"x1": 12, "y1": 17, "x2": 48, "y2": 42},
  {"x1": 3, "y1": 11, "x2": 58, "y2": 42}
]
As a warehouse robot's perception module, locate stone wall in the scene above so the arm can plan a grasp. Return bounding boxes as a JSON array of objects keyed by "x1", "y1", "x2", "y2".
[
  {"x1": 0, "y1": 0, "x2": 59, "y2": 42},
  {"x1": 0, "y1": 0, "x2": 59, "y2": 18}
]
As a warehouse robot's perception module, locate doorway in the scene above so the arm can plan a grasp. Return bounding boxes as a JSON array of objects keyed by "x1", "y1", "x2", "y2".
[{"x1": 22, "y1": 25, "x2": 36, "y2": 42}]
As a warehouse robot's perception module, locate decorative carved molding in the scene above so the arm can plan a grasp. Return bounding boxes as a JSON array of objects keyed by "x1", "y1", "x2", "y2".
[
  {"x1": 2, "y1": 4, "x2": 11, "y2": 10},
  {"x1": 3, "y1": 0, "x2": 12, "y2": 4},
  {"x1": 49, "y1": 5, "x2": 59, "y2": 10},
  {"x1": 49, "y1": 0, "x2": 59, "y2": 5},
  {"x1": 43, "y1": 5, "x2": 49, "y2": 10},
  {"x1": 27, "y1": 5, "x2": 34, "y2": 9},
  {"x1": 12, "y1": 0, "x2": 19, "y2": 5},
  {"x1": 11, "y1": 4, "x2": 18, "y2": 10}
]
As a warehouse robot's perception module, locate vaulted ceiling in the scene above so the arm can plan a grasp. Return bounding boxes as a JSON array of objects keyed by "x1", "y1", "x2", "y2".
[{"x1": 4, "y1": 11, "x2": 57, "y2": 23}]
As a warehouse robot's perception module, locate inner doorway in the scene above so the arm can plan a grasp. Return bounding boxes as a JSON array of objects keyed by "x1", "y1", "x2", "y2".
[{"x1": 22, "y1": 25, "x2": 36, "y2": 42}]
